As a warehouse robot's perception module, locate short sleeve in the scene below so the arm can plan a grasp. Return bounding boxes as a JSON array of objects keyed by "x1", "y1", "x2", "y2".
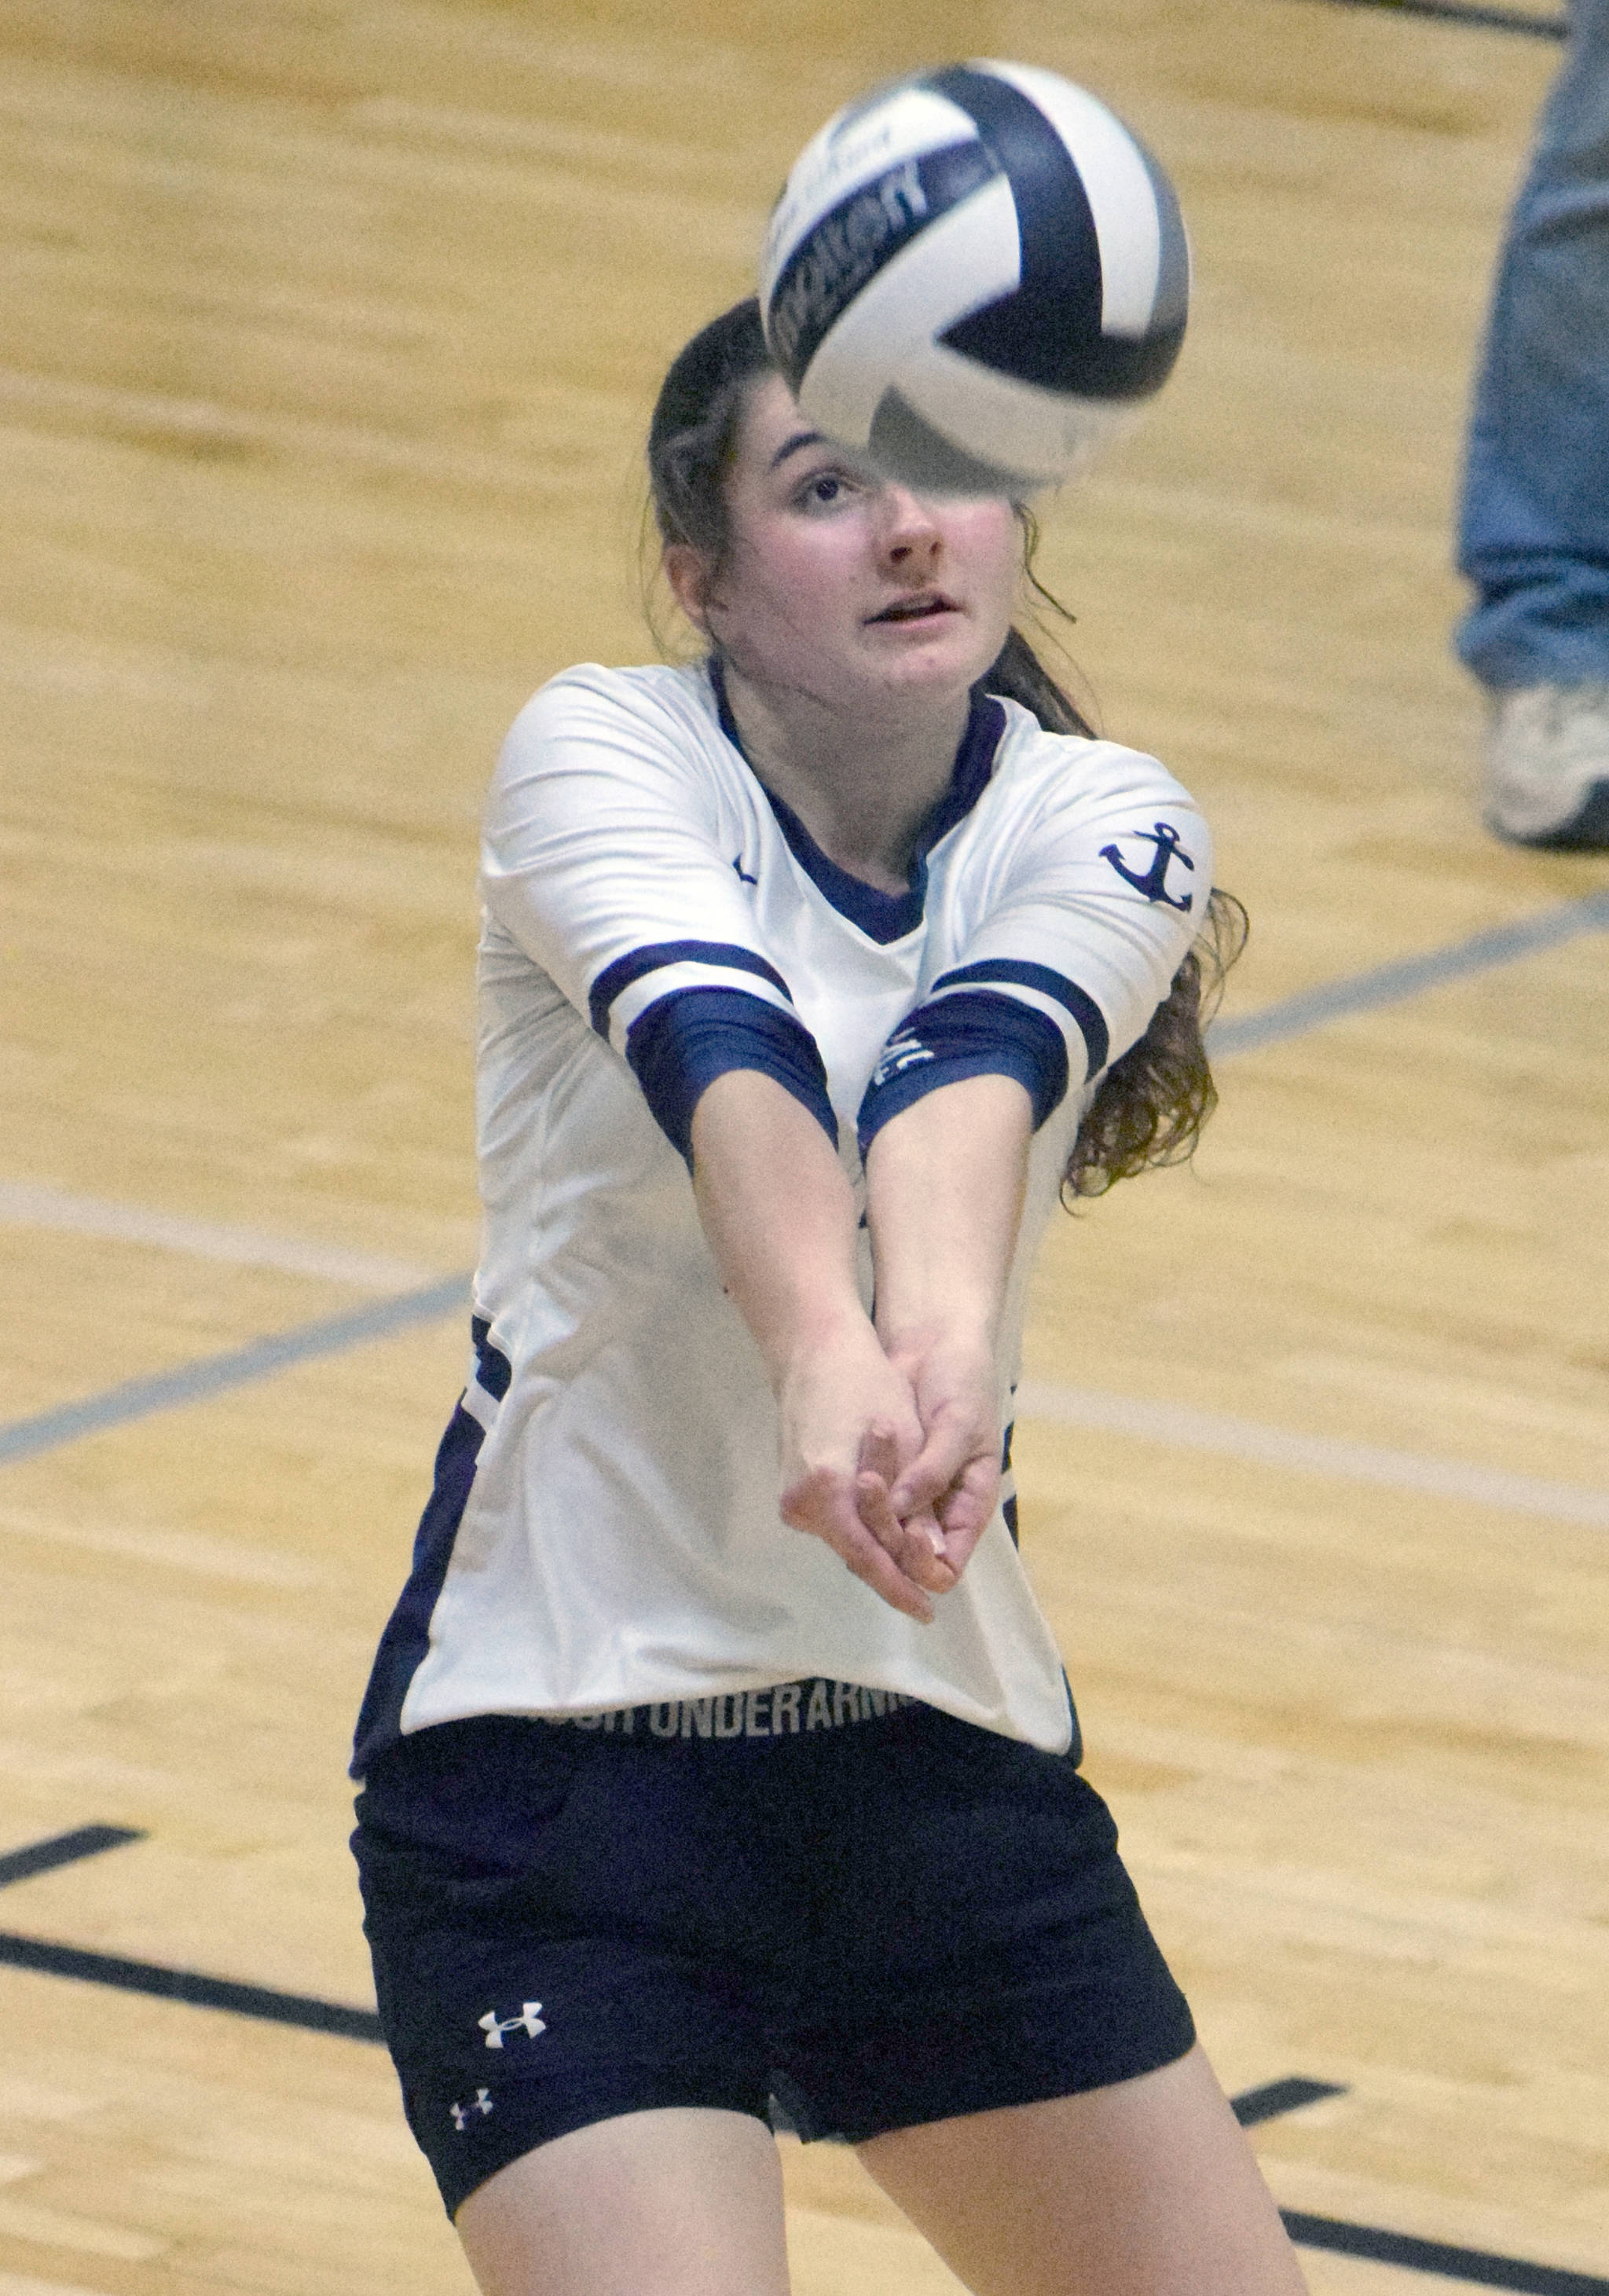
[
  {"x1": 481, "y1": 666, "x2": 835, "y2": 1154},
  {"x1": 482, "y1": 668, "x2": 795, "y2": 1040},
  {"x1": 858, "y1": 734, "x2": 1214, "y2": 1150}
]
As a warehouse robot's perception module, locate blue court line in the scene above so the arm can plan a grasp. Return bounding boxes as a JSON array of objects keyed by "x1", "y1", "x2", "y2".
[
  {"x1": 1310, "y1": 0, "x2": 1567, "y2": 38},
  {"x1": 1211, "y1": 886, "x2": 1609, "y2": 1058},
  {"x1": 0, "y1": 1275, "x2": 471, "y2": 1465},
  {"x1": 1, "y1": 891, "x2": 1605, "y2": 1466}
]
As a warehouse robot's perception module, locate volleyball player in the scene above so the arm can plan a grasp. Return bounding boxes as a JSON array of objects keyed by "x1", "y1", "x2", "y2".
[{"x1": 351, "y1": 299, "x2": 1308, "y2": 2296}]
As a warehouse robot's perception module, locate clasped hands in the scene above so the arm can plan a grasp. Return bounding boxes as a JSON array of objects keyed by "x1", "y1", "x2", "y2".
[{"x1": 775, "y1": 1313, "x2": 1001, "y2": 1623}]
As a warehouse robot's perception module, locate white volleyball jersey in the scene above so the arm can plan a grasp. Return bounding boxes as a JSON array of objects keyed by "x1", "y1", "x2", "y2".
[{"x1": 354, "y1": 658, "x2": 1211, "y2": 1769}]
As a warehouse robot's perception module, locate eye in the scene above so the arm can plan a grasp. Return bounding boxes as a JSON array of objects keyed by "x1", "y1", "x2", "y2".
[{"x1": 794, "y1": 467, "x2": 857, "y2": 511}]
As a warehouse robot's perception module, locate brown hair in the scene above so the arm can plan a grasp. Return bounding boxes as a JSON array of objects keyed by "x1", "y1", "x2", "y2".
[{"x1": 647, "y1": 297, "x2": 1244, "y2": 1201}]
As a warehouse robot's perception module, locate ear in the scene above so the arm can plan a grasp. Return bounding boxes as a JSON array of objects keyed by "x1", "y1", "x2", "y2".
[{"x1": 664, "y1": 544, "x2": 714, "y2": 633}]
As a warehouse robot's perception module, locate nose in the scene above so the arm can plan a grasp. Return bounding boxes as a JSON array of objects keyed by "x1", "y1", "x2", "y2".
[{"x1": 874, "y1": 483, "x2": 943, "y2": 567}]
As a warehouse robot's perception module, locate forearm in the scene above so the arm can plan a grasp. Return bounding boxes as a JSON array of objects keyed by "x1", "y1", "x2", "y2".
[
  {"x1": 689, "y1": 1067, "x2": 950, "y2": 1617},
  {"x1": 864, "y1": 1072, "x2": 1034, "y2": 1368},
  {"x1": 689, "y1": 1068, "x2": 867, "y2": 1389}
]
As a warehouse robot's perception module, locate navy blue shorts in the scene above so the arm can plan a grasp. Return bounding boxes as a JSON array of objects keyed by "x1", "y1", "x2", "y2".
[{"x1": 352, "y1": 1685, "x2": 1195, "y2": 2218}]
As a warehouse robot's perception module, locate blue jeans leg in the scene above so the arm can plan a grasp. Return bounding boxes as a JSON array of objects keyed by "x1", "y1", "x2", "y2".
[{"x1": 1456, "y1": 0, "x2": 1609, "y2": 690}]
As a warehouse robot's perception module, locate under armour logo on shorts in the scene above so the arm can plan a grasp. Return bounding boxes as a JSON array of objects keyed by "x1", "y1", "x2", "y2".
[{"x1": 479, "y1": 2001, "x2": 547, "y2": 2048}]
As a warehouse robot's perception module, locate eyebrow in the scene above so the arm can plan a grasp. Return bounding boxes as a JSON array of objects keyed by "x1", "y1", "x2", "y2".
[{"x1": 768, "y1": 428, "x2": 829, "y2": 470}]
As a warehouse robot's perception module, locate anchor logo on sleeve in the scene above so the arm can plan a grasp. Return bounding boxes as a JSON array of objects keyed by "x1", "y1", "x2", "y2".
[{"x1": 1099, "y1": 821, "x2": 1195, "y2": 911}]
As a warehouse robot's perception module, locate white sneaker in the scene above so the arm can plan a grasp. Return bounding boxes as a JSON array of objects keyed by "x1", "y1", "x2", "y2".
[{"x1": 1483, "y1": 682, "x2": 1609, "y2": 848}]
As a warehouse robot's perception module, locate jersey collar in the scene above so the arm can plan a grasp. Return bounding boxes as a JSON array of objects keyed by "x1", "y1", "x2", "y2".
[{"x1": 707, "y1": 655, "x2": 1006, "y2": 946}]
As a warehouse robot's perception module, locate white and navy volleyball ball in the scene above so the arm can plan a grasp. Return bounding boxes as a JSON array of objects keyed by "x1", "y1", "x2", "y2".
[{"x1": 760, "y1": 62, "x2": 1189, "y2": 495}]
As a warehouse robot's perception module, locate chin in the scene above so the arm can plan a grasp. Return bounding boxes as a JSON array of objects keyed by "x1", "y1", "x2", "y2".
[{"x1": 861, "y1": 636, "x2": 991, "y2": 693}]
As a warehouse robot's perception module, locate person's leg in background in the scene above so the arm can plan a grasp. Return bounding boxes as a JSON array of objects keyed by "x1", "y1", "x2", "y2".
[{"x1": 1456, "y1": 0, "x2": 1609, "y2": 848}]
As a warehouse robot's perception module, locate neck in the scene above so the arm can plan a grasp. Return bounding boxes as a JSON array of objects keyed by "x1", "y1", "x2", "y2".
[{"x1": 718, "y1": 663, "x2": 971, "y2": 893}]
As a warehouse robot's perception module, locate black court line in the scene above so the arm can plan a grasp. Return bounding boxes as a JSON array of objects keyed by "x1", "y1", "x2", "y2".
[
  {"x1": 1282, "y1": 2212, "x2": 1609, "y2": 2294},
  {"x1": 0, "y1": 1934, "x2": 1600, "y2": 2294},
  {"x1": 0, "y1": 1823, "x2": 382, "y2": 2041},
  {"x1": 0, "y1": 1929, "x2": 384, "y2": 2042},
  {"x1": 4, "y1": 1905, "x2": 1600, "y2": 2296},
  {"x1": 3, "y1": 1892, "x2": 1341, "y2": 2086},
  {"x1": 6, "y1": 1839, "x2": 1606, "y2": 2295},
  {"x1": 1308, "y1": 0, "x2": 1567, "y2": 36},
  {"x1": 1233, "y1": 2074, "x2": 1347, "y2": 2124},
  {"x1": 0, "y1": 1823, "x2": 145, "y2": 1890}
]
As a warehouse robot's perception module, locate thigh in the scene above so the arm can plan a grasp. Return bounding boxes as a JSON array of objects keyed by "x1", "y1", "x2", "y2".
[
  {"x1": 457, "y1": 2106, "x2": 790, "y2": 2296},
  {"x1": 856, "y1": 2045, "x2": 1307, "y2": 2296}
]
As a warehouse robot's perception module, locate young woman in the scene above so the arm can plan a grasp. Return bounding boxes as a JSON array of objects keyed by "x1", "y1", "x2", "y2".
[{"x1": 351, "y1": 298, "x2": 1306, "y2": 2296}]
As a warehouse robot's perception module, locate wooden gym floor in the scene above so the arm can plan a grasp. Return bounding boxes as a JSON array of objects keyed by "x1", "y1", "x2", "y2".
[{"x1": 0, "y1": 1, "x2": 1605, "y2": 2290}]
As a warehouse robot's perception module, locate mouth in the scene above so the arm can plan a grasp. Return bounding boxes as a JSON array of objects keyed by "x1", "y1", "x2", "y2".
[{"x1": 866, "y1": 591, "x2": 958, "y2": 625}]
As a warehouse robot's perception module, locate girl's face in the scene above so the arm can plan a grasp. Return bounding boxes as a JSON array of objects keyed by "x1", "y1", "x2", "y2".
[{"x1": 667, "y1": 374, "x2": 1021, "y2": 716}]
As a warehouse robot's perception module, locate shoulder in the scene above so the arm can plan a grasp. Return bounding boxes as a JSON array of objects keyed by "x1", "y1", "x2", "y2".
[
  {"x1": 969, "y1": 705, "x2": 1215, "y2": 904},
  {"x1": 501, "y1": 660, "x2": 724, "y2": 768},
  {"x1": 488, "y1": 660, "x2": 744, "y2": 841},
  {"x1": 988, "y1": 699, "x2": 1200, "y2": 820}
]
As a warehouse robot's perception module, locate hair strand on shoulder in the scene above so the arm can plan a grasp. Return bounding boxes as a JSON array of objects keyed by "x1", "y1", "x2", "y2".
[{"x1": 1062, "y1": 887, "x2": 1248, "y2": 1202}]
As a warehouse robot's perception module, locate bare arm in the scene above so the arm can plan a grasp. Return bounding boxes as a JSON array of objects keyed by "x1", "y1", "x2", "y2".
[
  {"x1": 688, "y1": 1069, "x2": 955, "y2": 1620},
  {"x1": 864, "y1": 1073, "x2": 1034, "y2": 1578}
]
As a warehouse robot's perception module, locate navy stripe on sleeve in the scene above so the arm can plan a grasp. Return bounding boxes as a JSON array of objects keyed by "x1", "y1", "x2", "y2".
[
  {"x1": 588, "y1": 941, "x2": 794, "y2": 1039},
  {"x1": 929, "y1": 959, "x2": 1109, "y2": 1079},
  {"x1": 856, "y1": 989, "x2": 1069, "y2": 1158},
  {"x1": 625, "y1": 986, "x2": 837, "y2": 1165}
]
